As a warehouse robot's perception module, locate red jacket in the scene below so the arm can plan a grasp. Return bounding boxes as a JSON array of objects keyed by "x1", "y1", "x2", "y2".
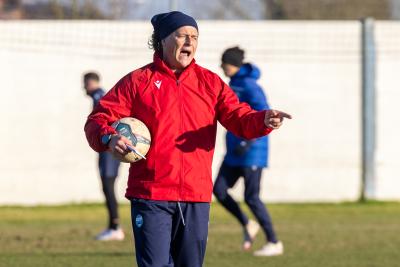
[{"x1": 84, "y1": 54, "x2": 272, "y2": 202}]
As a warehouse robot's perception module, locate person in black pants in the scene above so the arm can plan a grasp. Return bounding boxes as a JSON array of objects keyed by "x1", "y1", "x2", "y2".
[
  {"x1": 83, "y1": 72, "x2": 124, "y2": 241},
  {"x1": 213, "y1": 47, "x2": 283, "y2": 256}
]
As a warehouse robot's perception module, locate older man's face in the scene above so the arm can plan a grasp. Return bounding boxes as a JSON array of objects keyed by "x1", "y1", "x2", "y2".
[{"x1": 162, "y1": 26, "x2": 198, "y2": 72}]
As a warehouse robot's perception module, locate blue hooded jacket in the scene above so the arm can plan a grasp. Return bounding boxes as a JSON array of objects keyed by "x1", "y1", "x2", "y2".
[{"x1": 223, "y1": 63, "x2": 269, "y2": 167}]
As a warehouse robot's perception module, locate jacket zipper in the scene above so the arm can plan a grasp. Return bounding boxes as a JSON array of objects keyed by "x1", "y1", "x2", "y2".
[{"x1": 177, "y1": 79, "x2": 183, "y2": 201}]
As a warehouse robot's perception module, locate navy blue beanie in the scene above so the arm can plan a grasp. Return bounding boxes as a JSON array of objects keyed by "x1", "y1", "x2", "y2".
[
  {"x1": 151, "y1": 11, "x2": 198, "y2": 40},
  {"x1": 222, "y1": 46, "x2": 245, "y2": 67}
]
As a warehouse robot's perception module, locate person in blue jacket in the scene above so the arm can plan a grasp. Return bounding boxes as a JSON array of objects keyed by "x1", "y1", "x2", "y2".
[
  {"x1": 213, "y1": 47, "x2": 283, "y2": 256},
  {"x1": 83, "y1": 72, "x2": 124, "y2": 241}
]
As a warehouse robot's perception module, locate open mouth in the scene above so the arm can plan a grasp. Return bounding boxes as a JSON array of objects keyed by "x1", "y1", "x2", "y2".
[{"x1": 180, "y1": 49, "x2": 191, "y2": 57}]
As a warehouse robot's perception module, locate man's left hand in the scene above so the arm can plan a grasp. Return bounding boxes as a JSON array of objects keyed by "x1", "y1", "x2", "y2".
[{"x1": 264, "y1": 109, "x2": 292, "y2": 129}]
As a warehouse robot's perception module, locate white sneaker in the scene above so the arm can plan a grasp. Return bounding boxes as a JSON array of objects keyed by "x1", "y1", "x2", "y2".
[
  {"x1": 242, "y1": 219, "x2": 260, "y2": 250},
  {"x1": 95, "y1": 228, "x2": 125, "y2": 241},
  {"x1": 254, "y1": 241, "x2": 284, "y2": 256}
]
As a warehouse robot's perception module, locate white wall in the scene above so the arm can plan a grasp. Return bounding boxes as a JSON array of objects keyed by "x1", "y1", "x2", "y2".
[
  {"x1": 0, "y1": 21, "x2": 398, "y2": 205},
  {"x1": 374, "y1": 22, "x2": 400, "y2": 200}
]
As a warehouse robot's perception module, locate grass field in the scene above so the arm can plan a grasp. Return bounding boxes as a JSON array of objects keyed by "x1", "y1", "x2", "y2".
[{"x1": 1, "y1": 202, "x2": 400, "y2": 267}]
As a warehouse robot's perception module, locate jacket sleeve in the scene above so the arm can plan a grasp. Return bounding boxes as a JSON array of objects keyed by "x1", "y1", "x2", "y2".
[
  {"x1": 84, "y1": 75, "x2": 135, "y2": 152},
  {"x1": 216, "y1": 77, "x2": 273, "y2": 140}
]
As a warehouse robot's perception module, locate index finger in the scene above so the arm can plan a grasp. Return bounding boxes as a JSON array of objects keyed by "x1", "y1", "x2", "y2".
[
  {"x1": 279, "y1": 112, "x2": 292, "y2": 119},
  {"x1": 119, "y1": 135, "x2": 133, "y2": 146},
  {"x1": 272, "y1": 110, "x2": 292, "y2": 119}
]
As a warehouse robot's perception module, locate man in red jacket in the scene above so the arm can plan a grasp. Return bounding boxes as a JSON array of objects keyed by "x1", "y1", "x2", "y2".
[{"x1": 85, "y1": 11, "x2": 291, "y2": 267}]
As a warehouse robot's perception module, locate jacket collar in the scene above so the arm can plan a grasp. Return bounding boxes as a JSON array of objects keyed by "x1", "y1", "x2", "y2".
[
  {"x1": 88, "y1": 88, "x2": 103, "y2": 97},
  {"x1": 231, "y1": 63, "x2": 260, "y2": 81},
  {"x1": 153, "y1": 53, "x2": 196, "y2": 79}
]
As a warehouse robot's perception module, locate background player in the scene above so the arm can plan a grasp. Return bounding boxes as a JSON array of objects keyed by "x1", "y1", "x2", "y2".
[
  {"x1": 213, "y1": 47, "x2": 283, "y2": 256},
  {"x1": 83, "y1": 72, "x2": 124, "y2": 241}
]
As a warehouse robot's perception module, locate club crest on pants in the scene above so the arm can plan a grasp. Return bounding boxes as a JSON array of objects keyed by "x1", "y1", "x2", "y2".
[{"x1": 135, "y1": 214, "x2": 144, "y2": 228}]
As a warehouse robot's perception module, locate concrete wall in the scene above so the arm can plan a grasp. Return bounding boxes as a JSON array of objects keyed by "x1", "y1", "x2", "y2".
[
  {"x1": 374, "y1": 22, "x2": 400, "y2": 200},
  {"x1": 0, "y1": 21, "x2": 398, "y2": 205}
]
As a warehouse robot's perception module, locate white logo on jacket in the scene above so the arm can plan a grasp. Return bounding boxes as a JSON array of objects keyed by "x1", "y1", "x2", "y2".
[{"x1": 154, "y1": 80, "x2": 162, "y2": 89}]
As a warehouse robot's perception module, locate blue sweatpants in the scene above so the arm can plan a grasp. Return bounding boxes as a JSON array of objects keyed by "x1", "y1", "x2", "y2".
[
  {"x1": 130, "y1": 199, "x2": 210, "y2": 267},
  {"x1": 213, "y1": 162, "x2": 278, "y2": 243},
  {"x1": 98, "y1": 151, "x2": 120, "y2": 179},
  {"x1": 98, "y1": 152, "x2": 121, "y2": 229}
]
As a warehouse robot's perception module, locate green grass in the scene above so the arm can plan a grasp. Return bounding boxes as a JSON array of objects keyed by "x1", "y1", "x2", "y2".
[{"x1": 1, "y1": 202, "x2": 400, "y2": 267}]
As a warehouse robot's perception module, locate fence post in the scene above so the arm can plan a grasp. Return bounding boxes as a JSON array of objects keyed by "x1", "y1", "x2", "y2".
[{"x1": 360, "y1": 17, "x2": 376, "y2": 202}]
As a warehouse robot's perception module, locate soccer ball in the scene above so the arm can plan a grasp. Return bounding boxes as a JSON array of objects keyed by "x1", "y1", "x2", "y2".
[{"x1": 111, "y1": 117, "x2": 151, "y2": 163}]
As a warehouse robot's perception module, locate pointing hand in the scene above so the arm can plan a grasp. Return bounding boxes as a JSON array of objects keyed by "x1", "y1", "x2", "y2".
[{"x1": 264, "y1": 109, "x2": 292, "y2": 129}]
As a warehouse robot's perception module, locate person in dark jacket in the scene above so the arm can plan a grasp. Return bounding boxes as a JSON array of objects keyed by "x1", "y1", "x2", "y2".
[
  {"x1": 83, "y1": 72, "x2": 124, "y2": 241},
  {"x1": 213, "y1": 46, "x2": 283, "y2": 256},
  {"x1": 85, "y1": 12, "x2": 291, "y2": 267}
]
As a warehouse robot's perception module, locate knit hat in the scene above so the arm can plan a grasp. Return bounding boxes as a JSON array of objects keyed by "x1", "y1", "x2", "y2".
[
  {"x1": 151, "y1": 11, "x2": 198, "y2": 40},
  {"x1": 221, "y1": 46, "x2": 245, "y2": 67}
]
